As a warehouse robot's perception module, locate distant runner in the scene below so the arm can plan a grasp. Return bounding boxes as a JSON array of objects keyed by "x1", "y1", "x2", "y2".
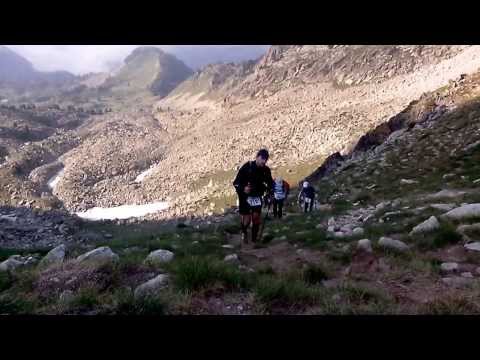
[
  {"x1": 298, "y1": 181, "x2": 316, "y2": 213},
  {"x1": 272, "y1": 177, "x2": 290, "y2": 219},
  {"x1": 233, "y1": 149, "x2": 274, "y2": 244}
]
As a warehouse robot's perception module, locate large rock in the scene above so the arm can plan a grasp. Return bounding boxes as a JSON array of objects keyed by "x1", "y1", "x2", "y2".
[
  {"x1": 442, "y1": 204, "x2": 480, "y2": 221},
  {"x1": 464, "y1": 242, "x2": 480, "y2": 252},
  {"x1": 440, "y1": 262, "x2": 459, "y2": 274},
  {"x1": 427, "y1": 190, "x2": 466, "y2": 201},
  {"x1": 144, "y1": 249, "x2": 175, "y2": 266},
  {"x1": 409, "y1": 216, "x2": 440, "y2": 236},
  {"x1": 357, "y1": 239, "x2": 372, "y2": 253},
  {"x1": 134, "y1": 274, "x2": 170, "y2": 299},
  {"x1": 0, "y1": 257, "x2": 24, "y2": 273},
  {"x1": 39, "y1": 244, "x2": 66, "y2": 268},
  {"x1": 378, "y1": 237, "x2": 409, "y2": 252},
  {"x1": 429, "y1": 203, "x2": 456, "y2": 212},
  {"x1": 76, "y1": 246, "x2": 119, "y2": 267},
  {"x1": 456, "y1": 223, "x2": 480, "y2": 242},
  {"x1": 353, "y1": 227, "x2": 365, "y2": 236},
  {"x1": 224, "y1": 254, "x2": 240, "y2": 265}
]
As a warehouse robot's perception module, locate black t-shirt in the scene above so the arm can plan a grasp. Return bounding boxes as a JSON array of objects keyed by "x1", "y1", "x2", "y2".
[
  {"x1": 301, "y1": 185, "x2": 315, "y2": 199},
  {"x1": 233, "y1": 161, "x2": 274, "y2": 198}
]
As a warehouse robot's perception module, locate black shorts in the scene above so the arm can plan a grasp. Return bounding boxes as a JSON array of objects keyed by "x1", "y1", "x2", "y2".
[{"x1": 238, "y1": 196, "x2": 263, "y2": 215}]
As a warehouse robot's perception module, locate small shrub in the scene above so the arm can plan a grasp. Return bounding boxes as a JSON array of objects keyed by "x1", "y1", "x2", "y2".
[
  {"x1": 0, "y1": 293, "x2": 37, "y2": 314},
  {"x1": 433, "y1": 223, "x2": 463, "y2": 247},
  {"x1": 254, "y1": 276, "x2": 322, "y2": 306},
  {"x1": 352, "y1": 191, "x2": 372, "y2": 203},
  {"x1": 339, "y1": 282, "x2": 393, "y2": 308},
  {"x1": 171, "y1": 256, "x2": 250, "y2": 292},
  {"x1": 68, "y1": 286, "x2": 101, "y2": 312},
  {"x1": 327, "y1": 248, "x2": 353, "y2": 265},
  {"x1": 0, "y1": 272, "x2": 12, "y2": 292},
  {"x1": 256, "y1": 265, "x2": 275, "y2": 276},
  {"x1": 222, "y1": 223, "x2": 242, "y2": 234},
  {"x1": 114, "y1": 289, "x2": 166, "y2": 315},
  {"x1": 302, "y1": 264, "x2": 331, "y2": 285},
  {"x1": 416, "y1": 222, "x2": 462, "y2": 250},
  {"x1": 422, "y1": 295, "x2": 480, "y2": 315}
]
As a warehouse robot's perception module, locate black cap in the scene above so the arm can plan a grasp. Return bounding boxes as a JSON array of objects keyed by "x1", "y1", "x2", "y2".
[{"x1": 256, "y1": 148, "x2": 269, "y2": 160}]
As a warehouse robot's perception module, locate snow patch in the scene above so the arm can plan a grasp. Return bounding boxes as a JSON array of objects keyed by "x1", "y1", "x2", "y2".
[
  {"x1": 75, "y1": 201, "x2": 170, "y2": 221},
  {"x1": 135, "y1": 164, "x2": 158, "y2": 183},
  {"x1": 48, "y1": 169, "x2": 64, "y2": 190}
]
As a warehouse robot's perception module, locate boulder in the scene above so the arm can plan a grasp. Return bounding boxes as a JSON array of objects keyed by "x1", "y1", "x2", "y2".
[
  {"x1": 409, "y1": 216, "x2": 440, "y2": 236},
  {"x1": 375, "y1": 202, "x2": 388, "y2": 212},
  {"x1": 378, "y1": 237, "x2": 409, "y2": 252},
  {"x1": 76, "y1": 246, "x2": 119, "y2": 267},
  {"x1": 464, "y1": 242, "x2": 480, "y2": 252},
  {"x1": 400, "y1": 179, "x2": 418, "y2": 185},
  {"x1": 440, "y1": 262, "x2": 459, "y2": 274},
  {"x1": 224, "y1": 254, "x2": 240, "y2": 265},
  {"x1": 442, "y1": 204, "x2": 480, "y2": 221},
  {"x1": 0, "y1": 257, "x2": 24, "y2": 273},
  {"x1": 461, "y1": 272, "x2": 474, "y2": 278},
  {"x1": 144, "y1": 249, "x2": 175, "y2": 266},
  {"x1": 39, "y1": 244, "x2": 66, "y2": 268},
  {"x1": 357, "y1": 239, "x2": 372, "y2": 253},
  {"x1": 429, "y1": 203, "x2": 456, "y2": 212},
  {"x1": 352, "y1": 227, "x2": 365, "y2": 236},
  {"x1": 134, "y1": 274, "x2": 170, "y2": 299},
  {"x1": 427, "y1": 190, "x2": 466, "y2": 201}
]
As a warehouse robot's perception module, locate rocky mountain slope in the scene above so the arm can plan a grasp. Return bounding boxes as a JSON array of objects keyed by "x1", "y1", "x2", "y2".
[
  {"x1": 3, "y1": 45, "x2": 480, "y2": 224},
  {"x1": 2, "y1": 71, "x2": 480, "y2": 313},
  {"x1": 161, "y1": 45, "x2": 468, "y2": 109},
  {"x1": 99, "y1": 46, "x2": 193, "y2": 99},
  {"x1": 3, "y1": 46, "x2": 480, "y2": 314}
]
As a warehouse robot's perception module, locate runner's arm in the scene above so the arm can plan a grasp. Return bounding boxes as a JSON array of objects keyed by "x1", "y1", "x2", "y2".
[{"x1": 233, "y1": 164, "x2": 248, "y2": 197}]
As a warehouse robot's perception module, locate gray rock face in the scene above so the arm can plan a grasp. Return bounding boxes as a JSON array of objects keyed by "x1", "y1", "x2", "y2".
[
  {"x1": 429, "y1": 203, "x2": 456, "y2": 212},
  {"x1": 442, "y1": 204, "x2": 480, "y2": 221},
  {"x1": 0, "y1": 257, "x2": 24, "y2": 273},
  {"x1": 144, "y1": 249, "x2": 175, "y2": 266},
  {"x1": 409, "y1": 216, "x2": 440, "y2": 236},
  {"x1": 400, "y1": 179, "x2": 418, "y2": 185},
  {"x1": 464, "y1": 242, "x2": 480, "y2": 252},
  {"x1": 39, "y1": 244, "x2": 66, "y2": 268},
  {"x1": 224, "y1": 254, "x2": 240, "y2": 265},
  {"x1": 357, "y1": 239, "x2": 372, "y2": 253},
  {"x1": 134, "y1": 274, "x2": 169, "y2": 299},
  {"x1": 440, "y1": 262, "x2": 459, "y2": 274},
  {"x1": 378, "y1": 237, "x2": 409, "y2": 252},
  {"x1": 76, "y1": 246, "x2": 119, "y2": 267},
  {"x1": 427, "y1": 190, "x2": 466, "y2": 201},
  {"x1": 353, "y1": 227, "x2": 365, "y2": 236}
]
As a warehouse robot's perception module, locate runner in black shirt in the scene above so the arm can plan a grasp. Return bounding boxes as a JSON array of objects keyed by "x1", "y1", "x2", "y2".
[{"x1": 233, "y1": 149, "x2": 274, "y2": 244}]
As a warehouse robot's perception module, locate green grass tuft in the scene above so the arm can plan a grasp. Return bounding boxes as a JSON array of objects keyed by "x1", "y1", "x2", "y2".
[{"x1": 169, "y1": 256, "x2": 251, "y2": 292}]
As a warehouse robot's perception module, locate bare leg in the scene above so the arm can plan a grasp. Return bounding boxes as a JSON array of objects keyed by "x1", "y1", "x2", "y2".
[
  {"x1": 240, "y1": 214, "x2": 251, "y2": 244},
  {"x1": 251, "y1": 211, "x2": 261, "y2": 243}
]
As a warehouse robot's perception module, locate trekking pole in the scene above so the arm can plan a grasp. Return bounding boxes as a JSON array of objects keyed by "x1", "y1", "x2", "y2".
[{"x1": 258, "y1": 198, "x2": 272, "y2": 243}]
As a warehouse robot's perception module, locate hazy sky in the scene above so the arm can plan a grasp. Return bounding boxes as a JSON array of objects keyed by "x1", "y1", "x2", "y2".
[{"x1": 6, "y1": 45, "x2": 270, "y2": 75}]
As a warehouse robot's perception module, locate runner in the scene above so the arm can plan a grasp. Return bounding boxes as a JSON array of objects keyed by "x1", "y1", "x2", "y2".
[
  {"x1": 233, "y1": 149, "x2": 274, "y2": 244},
  {"x1": 272, "y1": 177, "x2": 290, "y2": 219},
  {"x1": 298, "y1": 181, "x2": 316, "y2": 213}
]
